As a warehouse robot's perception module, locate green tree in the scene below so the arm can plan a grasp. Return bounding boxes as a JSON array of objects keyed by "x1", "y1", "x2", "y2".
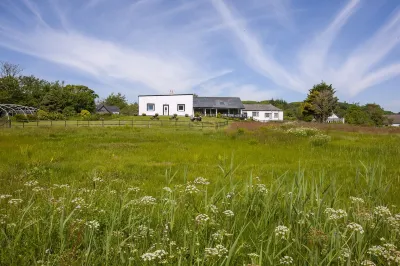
[
  {"x1": 344, "y1": 104, "x2": 372, "y2": 125},
  {"x1": 363, "y1": 104, "x2": 386, "y2": 126},
  {"x1": 302, "y1": 81, "x2": 338, "y2": 122},
  {"x1": 64, "y1": 85, "x2": 98, "y2": 113},
  {"x1": 120, "y1": 103, "x2": 139, "y2": 116},
  {"x1": 104, "y1": 93, "x2": 128, "y2": 109}
]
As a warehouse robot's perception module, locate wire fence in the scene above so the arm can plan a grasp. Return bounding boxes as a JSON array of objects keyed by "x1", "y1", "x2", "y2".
[{"x1": 1, "y1": 119, "x2": 229, "y2": 129}]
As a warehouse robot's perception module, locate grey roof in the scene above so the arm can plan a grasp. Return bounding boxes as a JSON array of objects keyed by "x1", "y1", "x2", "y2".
[
  {"x1": 96, "y1": 104, "x2": 120, "y2": 113},
  {"x1": 386, "y1": 114, "x2": 400, "y2": 124},
  {"x1": 193, "y1": 97, "x2": 245, "y2": 109},
  {"x1": 243, "y1": 104, "x2": 282, "y2": 111}
]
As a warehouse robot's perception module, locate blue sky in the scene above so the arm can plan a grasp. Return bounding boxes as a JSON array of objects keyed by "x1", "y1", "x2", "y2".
[{"x1": 0, "y1": 0, "x2": 399, "y2": 112}]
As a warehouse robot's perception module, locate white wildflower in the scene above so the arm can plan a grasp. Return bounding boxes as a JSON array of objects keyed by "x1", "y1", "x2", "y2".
[
  {"x1": 163, "y1": 187, "x2": 173, "y2": 193},
  {"x1": 275, "y1": 225, "x2": 290, "y2": 240},
  {"x1": 347, "y1": 222, "x2": 364, "y2": 234},
  {"x1": 256, "y1": 184, "x2": 268, "y2": 194},
  {"x1": 248, "y1": 253, "x2": 259, "y2": 259},
  {"x1": 24, "y1": 180, "x2": 38, "y2": 187},
  {"x1": 194, "y1": 177, "x2": 210, "y2": 185},
  {"x1": 32, "y1": 187, "x2": 45, "y2": 193},
  {"x1": 141, "y1": 250, "x2": 167, "y2": 261},
  {"x1": 338, "y1": 247, "x2": 351, "y2": 262},
  {"x1": 226, "y1": 192, "x2": 235, "y2": 199},
  {"x1": 205, "y1": 244, "x2": 228, "y2": 258},
  {"x1": 360, "y1": 260, "x2": 376, "y2": 266},
  {"x1": 349, "y1": 196, "x2": 365, "y2": 204},
  {"x1": 223, "y1": 210, "x2": 234, "y2": 217},
  {"x1": 92, "y1": 176, "x2": 103, "y2": 182},
  {"x1": 85, "y1": 220, "x2": 100, "y2": 230},
  {"x1": 324, "y1": 208, "x2": 347, "y2": 221},
  {"x1": 185, "y1": 184, "x2": 200, "y2": 194},
  {"x1": 209, "y1": 204, "x2": 218, "y2": 214},
  {"x1": 279, "y1": 255, "x2": 294, "y2": 265},
  {"x1": 195, "y1": 214, "x2": 210, "y2": 224},
  {"x1": 127, "y1": 187, "x2": 140, "y2": 192},
  {"x1": 0, "y1": 195, "x2": 12, "y2": 200},
  {"x1": 374, "y1": 206, "x2": 391, "y2": 217},
  {"x1": 8, "y1": 198, "x2": 23, "y2": 205},
  {"x1": 139, "y1": 196, "x2": 157, "y2": 205}
]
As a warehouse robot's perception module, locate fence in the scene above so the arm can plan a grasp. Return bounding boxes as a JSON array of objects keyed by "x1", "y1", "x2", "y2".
[{"x1": 4, "y1": 119, "x2": 229, "y2": 129}]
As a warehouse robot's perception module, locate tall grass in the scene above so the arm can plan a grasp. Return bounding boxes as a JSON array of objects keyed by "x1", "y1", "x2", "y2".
[{"x1": 0, "y1": 125, "x2": 399, "y2": 265}]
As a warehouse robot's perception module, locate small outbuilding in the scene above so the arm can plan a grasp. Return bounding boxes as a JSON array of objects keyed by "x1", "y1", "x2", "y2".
[
  {"x1": 96, "y1": 104, "x2": 120, "y2": 115},
  {"x1": 386, "y1": 114, "x2": 400, "y2": 127},
  {"x1": 243, "y1": 104, "x2": 283, "y2": 122}
]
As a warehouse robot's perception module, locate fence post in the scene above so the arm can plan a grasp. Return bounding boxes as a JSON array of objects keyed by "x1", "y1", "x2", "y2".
[
  {"x1": 37, "y1": 121, "x2": 39, "y2": 127},
  {"x1": 102, "y1": 120, "x2": 104, "y2": 127},
  {"x1": 148, "y1": 121, "x2": 150, "y2": 128},
  {"x1": 65, "y1": 120, "x2": 67, "y2": 127},
  {"x1": 202, "y1": 122, "x2": 203, "y2": 129},
  {"x1": 9, "y1": 120, "x2": 12, "y2": 128},
  {"x1": 51, "y1": 120, "x2": 53, "y2": 127},
  {"x1": 77, "y1": 120, "x2": 78, "y2": 127},
  {"x1": 119, "y1": 120, "x2": 121, "y2": 126},
  {"x1": 131, "y1": 120, "x2": 133, "y2": 127},
  {"x1": 88, "y1": 120, "x2": 89, "y2": 127},
  {"x1": 23, "y1": 121, "x2": 24, "y2": 128}
]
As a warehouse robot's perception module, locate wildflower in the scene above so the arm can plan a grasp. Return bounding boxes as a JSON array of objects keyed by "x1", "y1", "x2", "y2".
[
  {"x1": 367, "y1": 245, "x2": 385, "y2": 257},
  {"x1": 24, "y1": 180, "x2": 39, "y2": 187},
  {"x1": 92, "y1": 176, "x2": 103, "y2": 182},
  {"x1": 194, "y1": 177, "x2": 210, "y2": 185},
  {"x1": 256, "y1": 184, "x2": 268, "y2": 194},
  {"x1": 338, "y1": 247, "x2": 351, "y2": 262},
  {"x1": 32, "y1": 187, "x2": 45, "y2": 193},
  {"x1": 139, "y1": 196, "x2": 157, "y2": 205},
  {"x1": 324, "y1": 208, "x2": 347, "y2": 221},
  {"x1": 185, "y1": 184, "x2": 200, "y2": 194},
  {"x1": 223, "y1": 210, "x2": 234, "y2": 217},
  {"x1": 226, "y1": 192, "x2": 234, "y2": 199},
  {"x1": 275, "y1": 225, "x2": 290, "y2": 240},
  {"x1": 195, "y1": 214, "x2": 210, "y2": 224},
  {"x1": 109, "y1": 190, "x2": 117, "y2": 195},
  {"x1": 163, "y1": 187, "x2": 173, "y2": 193},
  {"x1": 374, "y1": 206, "x2": 391, "y2": 217},
  {"x1": 349, "y1": 196, "x2": 365, "y2": 204},
  {"x1": 209, "y1": 204, "x2": 218, "y2": 214},
  {"x1": 360, "y1": 260, "x2": 376, "y2": 266},
  {"x1": 127, "y1": 187, "x2": 140, "y2": 192},
  {"x1": 8, "y1": 198, "x2": 23, "y2": 205},
  {"x1": 85, "y1": 220, "x2": 100, "y2": 230},
  {"x1": 205, "y1": 244, "x2": 228, "y2": 258},
  {"x1": 0, "y1": 194, "x2": 12, "y2": 200},
  {"x1": 141, "y1": 250, "x2": 168, "y2": 261},
  {"x1": 248, "y1": 253, "x2": 259, "y2": 259},
  {"x1": 346, "y1": 222, "x2": 364, "y2": 234},
  {"x1": 279, "y1": 255, "x2": 294, "y2": 265}
]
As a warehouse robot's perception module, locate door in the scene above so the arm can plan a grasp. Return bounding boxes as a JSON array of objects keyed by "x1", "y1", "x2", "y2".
[{"x1": 163, "y1": 104, "x2": 169, "y2": 116}]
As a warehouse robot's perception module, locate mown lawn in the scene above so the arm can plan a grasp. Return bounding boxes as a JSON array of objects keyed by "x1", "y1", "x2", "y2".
[{"x1": 0, "y1": 125, "x2": 399, "y2": 265}]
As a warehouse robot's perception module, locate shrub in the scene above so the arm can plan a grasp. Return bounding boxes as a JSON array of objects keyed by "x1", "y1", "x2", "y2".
[
  {"x1": 62, "y1": 106, "x2": 76, "y2": 117},
  {"x1": 309, "y1": 134, "x2": 331, "y2": 146},
  {"x1": 154, "y1": 113, "x2": 159, "y2": 117},
  {"x1": 26, "y1": 114, "x2": 38, "y2": 121},
  {"x1": 195, "y1": 112, "x2": 202, "y2": 117},
  {"x1": 48, "y1": 112, "x2": 66, "y2": 120},
  {"x1": 185, "y1": 114, "x2": 189, "y2": 117},
  {"x1": 80, "y1": 110, "x2": 91, "y2": 119},
  {"x1": 142, "y1": 113, "x2": 147, "y2": 116},
  {"x1": 14, "y1": 114, "x2": 27, "y2": 121},
  {"x1": 37, "y1": 110, "x2": 49, "y2": 120}
]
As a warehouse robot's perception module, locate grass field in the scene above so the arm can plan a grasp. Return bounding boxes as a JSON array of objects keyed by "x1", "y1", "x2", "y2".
[{"x1": 0, "y1": 124, "x2": 399, "y2": 265}]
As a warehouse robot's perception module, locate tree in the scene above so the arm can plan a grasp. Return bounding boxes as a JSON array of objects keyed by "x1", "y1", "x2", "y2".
[
  {"x1": 302, "y1": 81, "x2": 338, "y2": 123},
  {"x1": 104, "y1": 93, "x2": 128, "y2": 109},
  {"x1": 0, "y1": 62, "x2": 23, "y2": 78},
  {"x1": 64, "y1": 85, "x2": 98, "y2": 113},
  {"x1": 363, "y1": 104, "x2": 386, "y2": 126},
  {"x1": 120, "y1": 103, "x2": 139, "y2": 116},
  {"x1": 344, "y1": 104, "x2": 372, "y2": 125}
]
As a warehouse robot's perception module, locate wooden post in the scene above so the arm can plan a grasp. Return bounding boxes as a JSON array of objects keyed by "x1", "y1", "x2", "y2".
[
  {"x1": 9, "y1": 120, "x2": 12, "y2": 128},
  {"x1": 88, "y1": 120, "x2": 89, "y2": 127},
  {"x1": 77, "y1": 120, "x2": 78, "y2": 127},
  {"x1": 131, "y1": 120, "x2": 133, "y2": 127},
  {"x1": 119, "y1": 120, "x2": 121, "y2": 126},
  {"x1": 37, "y1": 121, "x2": 39, "y2": 127},
  {"x1": 22, "y1": 121, "x2": 24, "y2": 128},
  {"x1": 102, "y1": 120, "x2": 104, "y2": 127},
  {"x1": 202, "y1": 122, "x2": 203, "y2": 129},
  {"x1": 51, "y1": 120, "x2": 53, "y2": 127},
  {"x1": 148, "y1": 121, "x2": 150, "y2": 128},
  {"x1": 65, "y1": 120, "x2": 67, "y2": 127}
]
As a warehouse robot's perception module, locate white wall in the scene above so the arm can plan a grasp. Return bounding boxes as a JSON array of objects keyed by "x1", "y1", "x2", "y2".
[
  {"x1": 139, "y1": 95, "x2": 194, "y2": 116},
  {"x1": 392, "y1": 123, "x2": 400, "y2": 127},
  {"x1": 244, "y1": 110, "x2": 284, "y2": 122}
]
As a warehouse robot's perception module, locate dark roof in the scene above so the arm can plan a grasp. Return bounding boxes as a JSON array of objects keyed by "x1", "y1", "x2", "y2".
[
  {"x1": 96, "y1": 104, "x2": 120, "y2": 113},
  {"x1": 193, "y1": 97, "x2": 245, "y2": 109},
  {"x1": 243, "y1": 104, "x2": 282, "y2": 111},
  {"x1": 386, "y1": 114, "x2": 400, "y2": 124},
  {"x1": 138, "y1": 94, "x2": 193, "y2": 97}
]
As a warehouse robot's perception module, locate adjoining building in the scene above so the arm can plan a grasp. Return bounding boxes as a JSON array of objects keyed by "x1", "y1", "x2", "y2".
[
  {"x1": 326, "y1": 113, "x2": 345, "y2": 123},
  {"x1": 138, "y1": 94, "x2": 194, "y2": 116},
  {"x1": 386, "y1": 114, "x2": 400, "y2": 127},
  {"x1": 243, "y1": 104, "x2": 283, "y2": 122},
  {"x1": 193, "y1": 97, "x2": 245, "y2": 116}
]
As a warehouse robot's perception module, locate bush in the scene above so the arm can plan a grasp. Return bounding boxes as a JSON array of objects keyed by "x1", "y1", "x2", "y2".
[
  {"x1": 154, "y1": 113, "x2": 159, "y2": 117},
  {"x1": 286, "y1": 127, "x2": 320, "y2": 137},
  {"x1": 14, "y1": 114, "x2": 27, "y2": 121},
  {"x1": 47, "y1": 112, "x2": 66, "y2": 120},
  {"x1": 309, "y1": 134, "x2": 331, "y2": 146},
  {"x1": 26, "y1": 114, "x2": 38, "y2": 121},
  {"x1": 195, "y1": 112, "x2": 202, "y2": 117},
  {"x1": 80, "y1": 110, "x2": 91, "y2": 120},
  {"x1": 185, "y1": 114, "x2": 189, "y2": 117},
  {"x1": 142, "y1": 113, "x2": 147, "y2": 116},
  {"x1": 37, "y1": 110, "x2": 49, "y2": 120},
  {"x1": 62, "y1": 106, "x2": 76, "y2": 117}
]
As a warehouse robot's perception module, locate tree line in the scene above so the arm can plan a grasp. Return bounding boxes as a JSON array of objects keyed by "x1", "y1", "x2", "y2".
[
  {"x1": 0, "y1": 62, "x2": 137, "y2": 119},
  {"x1": 243, "y1": 81, "x2": 395, "y2": 126}
]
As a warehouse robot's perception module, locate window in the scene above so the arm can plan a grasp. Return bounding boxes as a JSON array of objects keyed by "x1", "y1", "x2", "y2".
[
  {"x1": 274, "y1": 113, "x2": 279, "y2": 119},
  {"x1": 147, "y1": 103, "x2": 155, "y2": 111},
  {"x1": 265, "y1": 113, "x2": 271, "y2": 118},
  {"x1": 177, "y1": 104, "x2": 185, "y2": 112},
  {"x1": 252, "y1": 112, "x2": 259, "y2": 117}
]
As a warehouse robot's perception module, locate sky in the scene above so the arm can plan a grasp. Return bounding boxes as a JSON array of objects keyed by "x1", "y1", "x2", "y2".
[{"x1": 0, "y1": 0, "x2": 399, "y2": 112}]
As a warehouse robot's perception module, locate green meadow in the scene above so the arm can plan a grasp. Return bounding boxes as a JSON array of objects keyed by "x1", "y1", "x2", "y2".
[{"x1": 0, "y1": 124, "x2": 400, "y2": 265}]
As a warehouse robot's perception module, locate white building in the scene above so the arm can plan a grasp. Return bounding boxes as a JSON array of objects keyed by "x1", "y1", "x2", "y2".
[
  {"x1": 243, "y1": 104, "x2": 283, "y2": 122},
  {"x1": 138, "y1": 94, "x2": 194, "y2": 116},
  {"x1": 386, "y1": 114, "x2": 400, "y2": 127},
  {"x1": 326, "y1": 113, "x2": 345, "y2": 123}
]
